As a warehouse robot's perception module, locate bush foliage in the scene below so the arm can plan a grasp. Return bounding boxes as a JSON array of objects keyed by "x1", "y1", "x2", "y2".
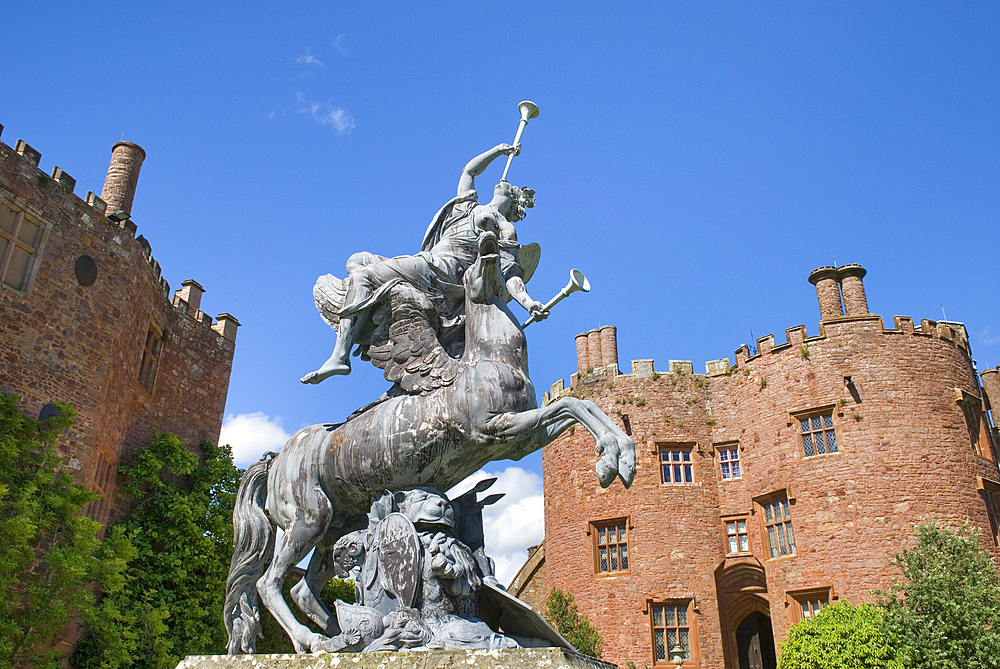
[
  {"x1": 544, "y1": 588, "x2": 602, "y2": 658},
  {"x1": 777, "y1": 600, "x2": 903, "y2": 669},
  {"x1": 878, "y1": 522, "x2": 1000, "y2": 669},
  {"x1": 0, "y1": 394, "x2": 132, "y2": 669}
]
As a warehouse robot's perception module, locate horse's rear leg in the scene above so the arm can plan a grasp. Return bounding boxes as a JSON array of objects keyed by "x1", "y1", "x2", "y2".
[
  {"x1": 257, "y1": 520, "x2": 329, "y2": 653},
  {"x1": 290, "y1": 535, "x2": 340, "y2": 635}
]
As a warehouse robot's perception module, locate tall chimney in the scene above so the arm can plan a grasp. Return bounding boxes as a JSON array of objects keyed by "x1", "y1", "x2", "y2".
[
  {"x1": 587, "y1": 330, "x2": 603, "y2": 371},
  {"x1": 101, "y1": 141, "x2": 146, "y2": 216},
  {"x1": 575, "y1": 333, "x2": 590, "y2": 375},
  {"x1": 838, "y1": 264, "x2": 869, "y2": 316},
  {"x1": 600, "y1": 325, "x2": 618, "y2": 370},
  {"x1": 808, "y1": 266, "x2": 844, "y2": 320}
]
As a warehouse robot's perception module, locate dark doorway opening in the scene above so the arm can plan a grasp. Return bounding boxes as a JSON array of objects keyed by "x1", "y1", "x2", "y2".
[{"x1": 736, "y1": 611, "x2": 776, "y2": 669}]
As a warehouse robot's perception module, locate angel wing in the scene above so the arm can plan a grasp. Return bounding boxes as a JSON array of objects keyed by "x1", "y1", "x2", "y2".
[
  {"x1": 313, "y1": 274, "x2": 348, "y2": 329},
  {"x1": 366, "y1": 283, "x2": 464, "y2": 394},
  {"x1": 518, "y1": 242, "x2": 541, "y2": 285}
]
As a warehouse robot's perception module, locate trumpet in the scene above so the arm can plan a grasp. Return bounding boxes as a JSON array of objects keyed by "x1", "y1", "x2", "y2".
[
  {"x1": 523, "y1": 269, "x2": 591, "y2": 328},
  {"x1": 501, "y1": 100, "x2": 539, "y2": 182}
]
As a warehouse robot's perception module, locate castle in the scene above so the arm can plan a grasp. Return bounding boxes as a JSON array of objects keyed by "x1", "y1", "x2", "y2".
[
  {"x1": 511, "y1": 264, "x2": 1000, "y2": 669},
  {"x1": 0, "y1": 123, "x2": 239, "y2": 533}
]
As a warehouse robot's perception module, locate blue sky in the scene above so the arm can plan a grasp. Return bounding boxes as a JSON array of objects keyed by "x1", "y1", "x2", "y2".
[{"x1": 3, "y1": 1, "x2": 998, "y2": 581}]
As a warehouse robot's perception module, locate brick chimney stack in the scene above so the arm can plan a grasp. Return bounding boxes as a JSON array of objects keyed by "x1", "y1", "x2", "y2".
[
  {"x1": 838, "y1": 264, "x2": 869, "y2": 316},
  {"x1": 808, "y1": 266, "x2": 844, "y2": 320},
  {"x1": 101, "y1": 141, "x2": 146, "y2": 216},
  {"x1": 576, "y1": 326, "x2": 619, "y2": 374},
  {"x1": 575, "y1": 333, "x2": 589, "y2": 375}
]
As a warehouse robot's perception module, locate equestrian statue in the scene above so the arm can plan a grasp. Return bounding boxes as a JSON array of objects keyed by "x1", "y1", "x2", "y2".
[{"x1": 223, "y1": 102, "x2": 636, "y2": 655}]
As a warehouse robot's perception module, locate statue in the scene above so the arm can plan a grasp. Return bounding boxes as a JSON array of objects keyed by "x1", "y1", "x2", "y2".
[
  {"x1": 300, "y1": 142, "x2": 546, "y2": 385},
  {"x1": 223, "y1": 103, "x2": 636, "y2": 656}
]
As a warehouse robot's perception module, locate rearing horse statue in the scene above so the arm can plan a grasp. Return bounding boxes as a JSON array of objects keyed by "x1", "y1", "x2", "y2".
[{"x1": 223, "y1": 229, "x2": 636, "y2": 654}]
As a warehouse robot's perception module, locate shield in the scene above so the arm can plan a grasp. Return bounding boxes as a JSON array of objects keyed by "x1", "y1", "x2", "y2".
[{"x1": 375, "y1": 513, "x2": 422, "y2": 609}]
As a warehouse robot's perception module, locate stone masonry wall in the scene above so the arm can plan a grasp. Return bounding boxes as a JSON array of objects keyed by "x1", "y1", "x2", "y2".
[
  {"x1": 0, "y1": 125, "x2": 238, "y2": 528},
  {"x1": 541, "y1": 283, "x2": 997, "y2": 669}
]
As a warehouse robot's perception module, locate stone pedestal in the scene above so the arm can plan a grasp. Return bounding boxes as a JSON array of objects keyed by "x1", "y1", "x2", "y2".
[{"x1": 177, "y1": 648, "x2": 616, "y2": 669}]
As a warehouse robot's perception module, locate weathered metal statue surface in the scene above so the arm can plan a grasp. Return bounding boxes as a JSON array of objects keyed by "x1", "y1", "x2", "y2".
[{"x1": 223, "y1": 104, "x2": 636, "y2": 655}]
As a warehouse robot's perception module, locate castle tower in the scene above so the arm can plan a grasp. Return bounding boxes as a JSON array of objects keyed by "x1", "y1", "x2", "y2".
[
  {"x1": 983, "y1": 366, "x2": 1000, "y2": 426},
  {"x1": 838, "y1": 264, "x2": 870, "y2": 316},
  {"x1": 808, "y1": 266, "x2": 844, "y2": 319},
  {"x1": 101, "y1": 141, "x2": 146, "y2": 216}
]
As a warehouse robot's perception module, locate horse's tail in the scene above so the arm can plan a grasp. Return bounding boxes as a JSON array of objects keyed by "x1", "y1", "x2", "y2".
[{"x1": 223, "y1": 453, "x2": 277, "y2": 655}]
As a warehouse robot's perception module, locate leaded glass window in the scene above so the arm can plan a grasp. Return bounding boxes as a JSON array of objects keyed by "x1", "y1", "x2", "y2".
[
  {"x1": 763, "y1": 498, "x2": 795, "y2": 557},
  {"x1": 595, "y1": 520, "x2": 628, "y2": 573},
  {"x1": 800, "y1": 413, "x2": 837, "y2": 457},
  {"x1": 651, "y1": 603, "x2": 690, "y2": 663},
  {"x1": 726, "y1": 519, "x2": 749, "y2": 554}
]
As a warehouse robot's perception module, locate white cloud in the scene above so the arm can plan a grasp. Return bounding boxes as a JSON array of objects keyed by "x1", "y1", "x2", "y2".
[
  {"x1": 333, "y1": 34, "x2": 349, "y2": 56},
  {"x1": 296, "y1": 92, "x2": 355, "y2": 135},
  {"x1": 296, "y1": 49, "x2": 323, "y2": 67},
  {"x1": 219, "y1": 412, "x2": 291, "y2": 467},
  {"x1": 448, "y1": 466, "x2": 544, "y2": 588}
]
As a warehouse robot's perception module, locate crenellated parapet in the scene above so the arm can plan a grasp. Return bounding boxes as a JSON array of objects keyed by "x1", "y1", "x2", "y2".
[{"x1": 0, "y1": 123, "x2": 238, "y2": 340}]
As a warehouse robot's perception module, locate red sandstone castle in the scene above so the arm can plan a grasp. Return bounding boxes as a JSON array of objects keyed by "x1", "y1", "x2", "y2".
[
  {"x1": 0, "y1": 124, "x2": 239, "y2": 533},
  {"x1": 511, "y1": 265, "x2": 1000, "y2": 669}
]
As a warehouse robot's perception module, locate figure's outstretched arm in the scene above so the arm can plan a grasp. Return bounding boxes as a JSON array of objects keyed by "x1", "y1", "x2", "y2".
[
  {"x1": 457, "y1": 143, "x2": 519, "y2": 195},
  {"x1": 506, "y1": 276, "x2": 547, "y2": 321}
]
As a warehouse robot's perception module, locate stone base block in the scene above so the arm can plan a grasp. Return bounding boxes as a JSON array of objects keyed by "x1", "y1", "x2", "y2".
[{"x1": 177, "y1": 648, "x2": 616, "y2": 669}]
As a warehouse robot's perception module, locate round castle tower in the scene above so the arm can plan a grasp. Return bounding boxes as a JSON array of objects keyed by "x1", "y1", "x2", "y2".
[{"x1": 539, "y1": 264, "x2": 998, "y2": 669}]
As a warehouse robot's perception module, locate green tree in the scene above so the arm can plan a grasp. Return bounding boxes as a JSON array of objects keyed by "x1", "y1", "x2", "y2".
[
  {"x1": 776, "y1": 600, "x2": 903, "y2": 669},
  {"x1": 544, "y1": 588, "x2": 602, "y2": 658},
  {"x1": 878, "y1": 522, "x2": 1000, "y2": 669},
  {"x1": 74, "y1": 431, "x2": 242, "y2": 669},
  {"x1": 0, "y1": 394, "x2": 131, "y2": 669}
]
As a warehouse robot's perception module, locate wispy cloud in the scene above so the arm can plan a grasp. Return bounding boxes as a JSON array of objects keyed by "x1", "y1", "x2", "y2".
[
  {"x1": 296, "y1": 48, "x2": 324, "y2": 67},
  {"x1": 296, "y1": 92, "x2": 355, "y2": 135},
  {"x1": 448, "y1": 466, "x2": 544, "y2": 587},
  {"x1": 976, "y1": 328, "x2": 1000, "y2": 347},
  {"x1": 333, "y1": 34, "x2": 349, "y2": 57},
  {"x1": 219, "y1": 412, "x2": 291, "y2": 466}
]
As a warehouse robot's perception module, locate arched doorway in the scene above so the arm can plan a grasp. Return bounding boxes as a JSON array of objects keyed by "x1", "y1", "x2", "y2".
[{"x1": 736, "y1": 611, "x2": 776, "y2": 669}]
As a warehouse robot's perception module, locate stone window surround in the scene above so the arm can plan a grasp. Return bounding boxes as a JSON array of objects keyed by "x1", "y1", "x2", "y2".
[
  {"x1": 587, "y1": 516, "x2": 630, "y2": 576},
  {"x1": 957, "y1": 389, "x2": 993, "y2": 460},
  {"x1": 722, "y1": 513, "x2": 751, "y2": 555},
  {"x1": 977, "y1": 477, "x2": 1000, "y2": 546},
  {"x1": 657, "y1": 441, "x2": 697, "y2": 485},
  {"x1": 644, "y1": 598, "x2": 700, "y2": 667},
  {"x1": 713, "y1": 440, "x2": 742, "y2": 481},
  {"x1": 0, "y1": 195, "x2": 49, "y2": 294},
  {"x1": 753, "y1": 489, "x2": 796, "y2": 560},
  {"x1": 789, "y1": 404, "x2": 842, "y2": 459},
  {"x1": 83, "y1": 448, "x2": 117, "y2": 526},
  {"x1": 137, "y1": 322, "x2": 165, "y2": 393},
  {"x1": 785, "y1": 586, "x2": 836, "y2": 623}
]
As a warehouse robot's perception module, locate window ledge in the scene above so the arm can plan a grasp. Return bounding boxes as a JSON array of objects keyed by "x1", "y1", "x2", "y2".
[{"x1": 765, "y1": 553, "x2": 798, "y2": 563}]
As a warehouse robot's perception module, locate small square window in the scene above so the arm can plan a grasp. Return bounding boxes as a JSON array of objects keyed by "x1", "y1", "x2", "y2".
[
  {"x1": 660, "y1": 445, "x2": 694, "y2": 484},
  {"x1": 799, "y1": 413, "x2": 838, "y2": 457},
  {"x1": 650, "y1": 602, "x2": 693, "y2": 664},
  {"x1": 593, "y1": 519, "x2": 629, "y2": 573},
  {"x1": 726, "y1": 518, "x2": 749, "y2": 554},
  {"x1": 719, "y1": 447, "x2": 741, "y2": 480}
]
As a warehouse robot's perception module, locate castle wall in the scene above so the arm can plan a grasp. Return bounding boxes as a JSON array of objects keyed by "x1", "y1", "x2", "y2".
[
  {"x1": 540, "y1": 266, "x2": 998, "y2": 669},
  {"x1": 0, "y1": 124, "x2": 238, "y2": 527}
]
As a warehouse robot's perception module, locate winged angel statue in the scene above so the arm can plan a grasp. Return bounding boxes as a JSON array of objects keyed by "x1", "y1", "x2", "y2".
[
  {"x1": 300, "y1": 143, "x2": 547, "y2": 388},
  {"x1": 223, "y1": 139, "x2": 636, "y2": 656}
]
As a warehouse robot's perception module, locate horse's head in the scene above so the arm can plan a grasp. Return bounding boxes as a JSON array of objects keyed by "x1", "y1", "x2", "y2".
[{"x1": 465, "y1": 229, "x2": 511, "y2": 305}]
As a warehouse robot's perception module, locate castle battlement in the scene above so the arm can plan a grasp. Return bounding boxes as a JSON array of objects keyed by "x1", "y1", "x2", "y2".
[
  {"x1": 0, "y1": 123, "x2": 238, "y2": 340},
  {"x1": 546, "y1": 264, "x2": 975, "y2": 404}
]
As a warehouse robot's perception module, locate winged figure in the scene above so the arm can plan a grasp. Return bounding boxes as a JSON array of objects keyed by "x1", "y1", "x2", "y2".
[{"x1": 300, "y1": 143, "x2": 546, "y2": 391}]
